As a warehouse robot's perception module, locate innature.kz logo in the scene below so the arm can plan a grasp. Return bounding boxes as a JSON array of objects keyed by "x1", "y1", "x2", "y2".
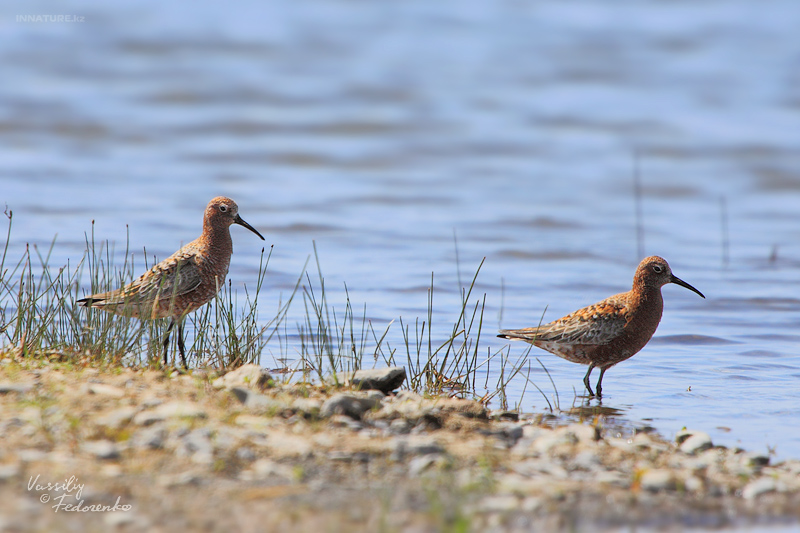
[{"x1": 17, "y1": 15, "x2": 85, "y2": 23}]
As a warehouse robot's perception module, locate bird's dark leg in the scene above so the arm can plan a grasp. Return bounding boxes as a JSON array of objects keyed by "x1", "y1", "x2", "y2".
[
  {"x1": 163, "y1": 319, "x2": 175, "y2": 367},
  {"x1": 177, "y1": 320, "x2": 188, "y2": 369},
  {"x1": 595, "y1": 367, "x2": 608, "y2": 399},
  {"x1": 583, "y1": 363, "x2": 596, "y2": 397}
]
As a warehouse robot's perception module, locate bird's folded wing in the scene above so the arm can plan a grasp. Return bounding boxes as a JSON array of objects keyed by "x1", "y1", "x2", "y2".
[
  {"x1": 542, "y1": 301, "x2": 629, "y2": 345},
  {"x1": 119, "y1": 250, "x2": 204, "y2": 304}
]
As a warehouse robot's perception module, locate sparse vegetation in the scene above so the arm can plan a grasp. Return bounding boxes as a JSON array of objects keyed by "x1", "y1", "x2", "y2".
[{"x1": 0, "y1": 209, "x2": 539, "y2": 407}]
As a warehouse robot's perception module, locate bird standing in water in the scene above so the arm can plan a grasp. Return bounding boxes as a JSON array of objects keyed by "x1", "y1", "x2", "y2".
[
  {"x1": 78, "y1": 196, "x2": 265, "y2": 368},
  {"x1": 498, "y1": 256, "x2": 704, "y2": 398}
]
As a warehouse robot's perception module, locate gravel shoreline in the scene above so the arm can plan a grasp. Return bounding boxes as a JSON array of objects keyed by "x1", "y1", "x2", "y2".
[{"x1": 0, "y1": 358, "x2": 797, "y2": 532}]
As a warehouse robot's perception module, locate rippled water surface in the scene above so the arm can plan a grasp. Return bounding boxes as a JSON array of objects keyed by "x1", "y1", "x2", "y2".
[{"x1": 2, "y1": 1, "x2": 800, "y2": 460}]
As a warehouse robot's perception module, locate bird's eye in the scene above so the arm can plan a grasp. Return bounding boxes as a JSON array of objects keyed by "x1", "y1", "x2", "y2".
[
  {"x1": 219, "y1": 205, "x2": 228, "y2": 212},
  {"x1": 652, "y1": 265, "x2": 663, "y2": 273}
]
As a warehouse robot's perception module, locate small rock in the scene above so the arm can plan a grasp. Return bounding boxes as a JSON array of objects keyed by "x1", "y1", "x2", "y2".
[
  {"x1": 679, "y1": 432, "x2": 713, "y2": 455},
  {"x1": 742, "y1": 452, "x2": 770, "y2": 468},
  {"x1": 320, "y1": 393, "x2": 382, "y2": 420},
  {"x1": 82, "y1": 440, "x2": 121, "y2": 460},
  {"x1": 291, "y1": 398, "x2": 322, "y2": 416},
  {"x1": 18, "y1": 449, "x2": 47, "y2": 462},
  {"x1": 132, "y1": 426, "x2": 167, "y2": 450},
  {"x1": 408, "y1": 454, "x2": 439, "y2": 476},
  {"x1": 86, "y1": 383, "x2": 125, "y2": 398},
  {"x1": 684, "y1": 475, "x2": 704, "y2": 492},
  {"x1": 235, "y1": 414, "x2": 274, "y2": 431},
  {"x1": 96, "y1": 407, "x2": 137, "y2": 429},
  {"x1": 264, "y1": 432, "x2": 313, "y2": 458},
  {"x1": 348, "y1": 367, "x2": 406, "y2": 393},
  {"x1": 0, "y1": 463, "x2": 20, "y2": 480},
  {"x1": 104, "y1": 511, "x2": 137, "y2": 527},
  {"x1": 230, "y1": 388, "x2": 285, "y2": 412},
  {"x1": 640, "y1": 469, "x2": 676, "y2": 492},
  {"x1": 489, "y1": 410, "x2": 520, "y2": 422},
  {"x1": 250, "y1": 459, "x2": 295, "y2": 481},
  {"x1": 157, "y1": 401, "x2": 207, "y2": 419},
  {"x1": 742, "y1": 477, "x2": 777, "y2": 500},
  {"x1": 389, "y1": 418, "x2": 412, "y2": 435},
  {"x1": 478, "y1": 495, "x2": 520, "y2": 513},
  {"x1": 392, "y1": 436, "x2": 444, "y2": 459},
  {"x1": 0, "y1": 382, "x2": 33, "y2": 394},
  {"x1": 533, "y1": 431, "x2": 578, "y2": 454},
  {"x1": 158, "y1": 472, "x2": 201, "y2": 487},
  {"x1": 213, "y1": 364, "x2": 273, "y2": 391},
  {"x1": 132, "y1": 411, "x2": 165, "y2": 427},
  {"x1": 236, "y1": 447, "x2": 256, "y2": 462}
]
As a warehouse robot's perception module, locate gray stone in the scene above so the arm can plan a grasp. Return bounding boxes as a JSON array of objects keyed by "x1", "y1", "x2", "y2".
[
  {"x1": 157, "y1": 472, "x2": 201, "y2": 487},
  {"x1": 389, "y1": 418, "x2": 412, "y2": 435},
  {"x1": 236, "y1": 447, "x2": 256, "y2": 462},
  {"x1": 82, "y1": 440, "x2": 121, "y2": 460},
  {"x1": 86, "y1": 383, "x2": 125, "y2": 398},
  {"x1": 679, "y1": 432, "x2": 713, "y2": 455},
  {"x1": 132, "y1": 425, "x2": 167, "y2": 450},
  {"x1": 742, "y1": 452, "x2": 770, "y2": 468},
  {"x1": 213, "y1": 364, "x2": 272, "y2": 391},
  {"x1": 742, "y1": 477, "x2": 777, "y2": 500},
  {"x1": 0, "y1": 463, "x2": 20, "y2": 480},
  {"x1": 408, "y1": 454, "x2": 439, "y2": 476},
  {"x1": 17, "y1": 449, "x2": 47, "y2": 462},
  {"x1": 154, "y1": 401, "x2": 207, "y2": 420},
  {"x1": 132, "y1": 411, "x2": 165, "y2": 426},
  {"x1": 96, "y1": 407, "x2": 137, "y2": 429},
  {"x1": 177, "y1": 428, "x2": 214, "y2": 462},
  {"x1": 250, "y1": 459, "x2": 294, "y2": 481},
  {"x1": 640, "y1": 469, "x2": 676, "y2": 492},
  {"x1": 0, "y1": 382, "x2": 33, "y2": 394},
  {"x1": 392, "y1": 436, "x2": 444, "y2": 459},
  {"x1": 230, "y1": 388, "x2": 286, "y2": 412},
  {"x1": 348, "y1": 367, "x2": 406, "y2": 393},
  {"x1": 320, "y1": 393, "x2": 382, "y2": 420}
]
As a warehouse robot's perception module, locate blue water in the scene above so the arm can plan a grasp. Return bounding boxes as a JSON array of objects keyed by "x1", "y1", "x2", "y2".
[{"x1": 2, "y1": 0, "x2": 800, "y2": 462}]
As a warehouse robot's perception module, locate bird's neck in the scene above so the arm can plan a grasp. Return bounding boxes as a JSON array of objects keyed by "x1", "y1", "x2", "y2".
[
  {"x1": 632, "y1": 283, "x2": 664, "y2": 318},
  {"x1": 201, "y1": 221, "x2": 233, "y2": 254}
]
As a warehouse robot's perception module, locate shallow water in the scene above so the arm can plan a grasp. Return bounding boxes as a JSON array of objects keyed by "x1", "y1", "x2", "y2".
[{"x1": 2, "y1": 1, "x2": 800, "y2": 461}]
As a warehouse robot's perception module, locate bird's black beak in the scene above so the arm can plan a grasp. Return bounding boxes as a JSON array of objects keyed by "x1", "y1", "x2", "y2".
[
  {"x1": 234, "y1": 214, "x2": 265, "y2": 241},
  {"x1": 670, "y1": 275, "x2": 705, "y2": 298}
]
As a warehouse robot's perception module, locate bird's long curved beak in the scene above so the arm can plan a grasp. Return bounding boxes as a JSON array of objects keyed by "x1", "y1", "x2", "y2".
[
  {"x1": 234, "y1": 215, "x2": 265, "y2": 241},
  {"x1": 670, "y1": 275, "x2": 705, "y2": 298}
]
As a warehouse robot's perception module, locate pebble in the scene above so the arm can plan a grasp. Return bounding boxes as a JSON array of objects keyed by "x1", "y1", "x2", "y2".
[
  {"x1": 392, "y1": 436, "x2": 444, "y2": 460},
  {"x1": 408, "y1": 454, "x2": 439, "y2": 476},
  {"x1": 742, "y1": 477, "x2": 777, "y2": 500},
  {"x1": 679, "y1": 432, "x2": 713, "y2": 455},
  {"x1": 0, "y1": 382, "x2": 33, "y2": 394},
  {"x1": 347, "y1": 366, "x2": 406, "y2": 394},
  {"x1": 132, "y1": 425, "x2": 168, "y2": 450},
  {"x1": 0, "y1": 463, "x2": 20, "y2": 479},
  {"x1": 320, "y1": 392, "x2": 383, "y2": 420},
  {"x1": 248, "y1": 459, "x2": 295, "y2": 481},
  {"x1": 82, "y1": 440, "x2": 121, "y2": 460},
  {"x1": 85, "y1": 383, "x2": 125, "y2": 398},
  {"x1": 154, "y1": 401, "x2": 207, "y2": 419},
  {"x1": 213, "y1": 364, "x2": 273, "y2": 391},
  {"x1": 95, "y1": 407, "x2": 138, "y2": 429},
  {"x1": 230, "y1": 387, "x2": 286, "y2": 412},
  {"x1": 640, "y1": 469, "x2": 676, "y2": 492}
]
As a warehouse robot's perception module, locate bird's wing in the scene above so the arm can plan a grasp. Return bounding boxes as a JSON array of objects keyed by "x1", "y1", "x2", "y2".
[
  {"x1": 122, "y1": 248, "x2": 204, "y2": 303},
  {"x1": 81, "y1": 247, "x2": 203, "y2": 307},
  {"x1": 500, "y1": 295, "x2": 631, "y2": 346}
]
